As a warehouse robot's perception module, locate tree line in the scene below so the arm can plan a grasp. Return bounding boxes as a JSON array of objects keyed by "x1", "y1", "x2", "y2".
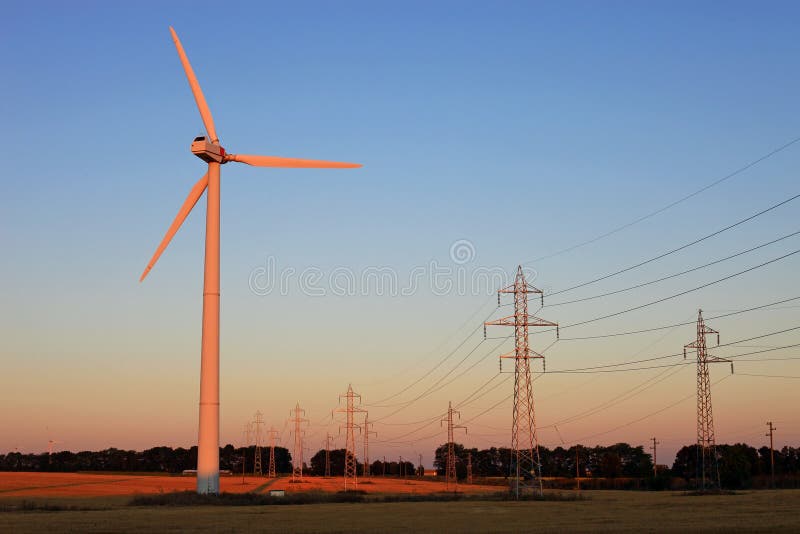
[{"x1": 2, "y1": 441, "x2": 799, "y2": 489}]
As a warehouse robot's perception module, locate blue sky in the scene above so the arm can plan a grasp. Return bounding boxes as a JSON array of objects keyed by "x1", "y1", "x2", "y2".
[{"x1": 1, "y1": 1, "x2": 799, "y2": 463}]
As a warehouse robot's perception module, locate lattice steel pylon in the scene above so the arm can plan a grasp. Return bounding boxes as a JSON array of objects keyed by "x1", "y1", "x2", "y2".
[
  {"x1": 267, "y1": 426, "x2": 279, "y2": 478},
  {"x1": 684, "y1": 309, "x2": 731, "y2": 490},
  {"x1": 485, "y1": 265, "x2": 558, "y2": 499},
  {"x1": 467, "y1": 452, "x2": 473, "y2": 484},
  {"x1": 321, "y1": 433, "x2": 333, "y2": 478},
  {"x1": 363, "y1": 414, "x2": 377, "y2": 477},
  {"x1": 333, "y1": 384, "x2": 365, "y2": 491},
  {"x1": 241, "y1": 422, "x2": 252, "y2": 484},
  {"x1": 288, "y1": 403, "x2": 308, "y2": 482},
  {"x1": 252, "y1": 411, "x2": 265, "y2": 476},
  {"x1": 441, "y1": 401, "x2": 467, "y2": 492}
]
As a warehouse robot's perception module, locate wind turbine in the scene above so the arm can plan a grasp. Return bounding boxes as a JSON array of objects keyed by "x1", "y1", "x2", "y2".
[{"x1": 140, "y1": 27, "x2": 361, "y2": 495}]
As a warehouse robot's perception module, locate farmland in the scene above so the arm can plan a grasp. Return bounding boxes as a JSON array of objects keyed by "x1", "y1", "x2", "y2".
[{"x1": 1, "y1": 473, "x2": 800, "y2": 532}]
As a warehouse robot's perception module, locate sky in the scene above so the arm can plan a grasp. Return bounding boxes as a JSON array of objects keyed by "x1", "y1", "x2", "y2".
[{"x1": 1, "y1": 1, "x2": 799, "y2": 467}]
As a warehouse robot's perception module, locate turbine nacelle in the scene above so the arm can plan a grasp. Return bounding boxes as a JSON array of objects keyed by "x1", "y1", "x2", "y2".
[{"x1": 191, "y1": 136, "x2": 226, "y2": 163}]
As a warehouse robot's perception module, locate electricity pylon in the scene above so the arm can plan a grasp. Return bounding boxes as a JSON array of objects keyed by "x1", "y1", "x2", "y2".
[
  {"x1": 684, "y1": 309, "x2": 731, "y2": 490},
  {"x1": 241, "y1": 422, "x2": 251, "y2": 484},
  {"x1": 333, "y1": 384, "x2": 366, "y2": 491},
  {"x1": 288, "y1": 403, "x2": 308, "y2": 481},
  {"x1": 441, "y1": 401, "x2": 467, "y2": 492},
  {"x1": 267, "y1": 426, "x2": 279, "y2": 478},
  {"x1": 467, "y1": 452, "x2": 473, "y2": 485},
  {"x1": 650, "y1": 437, "x2": 660, "y2": 477},
  {"x1": 766, "y1": 421, "x2": 777, "y2": 488},
  {"x1": 323, "y1": 433, "x2": 334, "y2": 477},
  {"x1": 363, "y1": 414, "x2": 377, "y2": 477},
  {"x1": 485, "y1": 265, "x2": 558, "y2": 499},
  {"x1": 252, "y1": 411, "x2": 264, "y2": 476}
]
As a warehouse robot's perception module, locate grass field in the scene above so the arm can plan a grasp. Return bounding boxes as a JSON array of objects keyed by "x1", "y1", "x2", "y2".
[{"x1": 1, "y1": 473, "x2": 799, "y2": 532}]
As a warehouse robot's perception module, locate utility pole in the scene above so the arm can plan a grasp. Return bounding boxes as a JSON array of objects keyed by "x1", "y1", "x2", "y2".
[
  {"x1": 241, "y1": 422, "x2": 251, "y2": 484},
  {"x1": 485, "y1": 265, "x2": 558, "y2": 499},
  {"x1": 323, "y1": 433, "x2": 334, "y2": 478},
  {"x1": 288, "y1": 403, "x2": 308, "y2": 482},
  {"x1": 766, "y1": 421, "x2": 777, "y2": 488},
  {"x1": 441, "y1": 401, "x2": 467, "y2": 491},
  {"x1": 418, "y1": 453, "x2": 423, "y2": 478},
  {"x1": 684, "y1": 309, "x2": 731, "y2": 491},
  {"x1": 383, "y1": 455, "x2": 387, "y2": 477},
  {"x1": 267, "y1": 426, "x2": 279, "y2": 478},
  {"x1": 467, "y1": 452, "x2": 473, "y2": 485},
  {"x1": 333, "y1": 384, "x2": 365, "y2": 491},
  {"x1": 252, "y1": 411, "x2": 264, "y2": 476},
  {"x1": 363, "y1": 414, "x2": 376, "y2": 477},
  {"x1": 575, "y1": 445, "x2": 581, "y2": 492},
  {"x1": 650, "y1": 437, "x2": 660, "y2": 477}
]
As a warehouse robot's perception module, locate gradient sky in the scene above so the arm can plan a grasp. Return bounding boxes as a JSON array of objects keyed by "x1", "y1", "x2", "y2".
[{"x1": 1, "y1": 1, "x2": 799, "y2": 467}]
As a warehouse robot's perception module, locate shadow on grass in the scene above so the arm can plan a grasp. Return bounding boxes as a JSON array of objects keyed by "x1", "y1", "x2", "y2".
[
  {"x1": 0, "y1": 501, "x2": 103, "y2": 512},
  {"x1": 680, "y1": 489, "x2": 741, "y2": 496},
  {"x1": 129, "y1": 490, "x2": 587, "y2": 507}
]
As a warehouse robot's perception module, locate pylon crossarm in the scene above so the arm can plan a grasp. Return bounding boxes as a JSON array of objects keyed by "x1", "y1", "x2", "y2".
[
  {"x1": 499, "y1": 349, "x2": 545, "y2": 360},
  {"x1": 485, "y1": 315, "x2": 557, "y2": 328}
]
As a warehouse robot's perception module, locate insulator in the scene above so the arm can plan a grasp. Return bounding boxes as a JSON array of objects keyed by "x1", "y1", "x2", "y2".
[
  {"x1": 497, "y1": 292, "x2": 501, "y2": 307},
  {"x1": 730, "y1": 362, "x2": 734, "y2": 375},
  {"x1": 540, "y1": 294, "x2": 544, "y2": 307},
  {"x1": 543, "y1": 359, "x2": 546, "y2": 373},
  {"x1": 717, "y1": 333, "x2": 720, "y2": 346},
  {"x1": 556, "y1": 326, "x2": 560, "y2": 339},
  {"x1": 683, "y1": 348, "x2": 686, "y2": 359},
  {"x1": 483, "y1": 325, "x2": 487, "y2": 339}
]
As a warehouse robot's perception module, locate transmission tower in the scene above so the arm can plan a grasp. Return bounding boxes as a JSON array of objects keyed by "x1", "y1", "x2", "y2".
[
  {"x1": 288, "y1": 403, "x2": 309, "y2": 482},
  {"x1": 467, "y1": 452, "x2": 473, "y2": 485},
  {"x1": 241, "y1": 422, "x2": 252, "y2": 484},
  {"x1": 267, "y1": 426, "x2": 279, "y2": 478},
  {"x1": 321, "y1": 433, "x2": 334, "y2": 477},
  {"x1": 684, "y1": 309, "x2": 731, "y2": 490},
  {"x1": 333, "y1": 384, "x2": 366, "y2": 491},
  {"x1": 650, "y1": 437, "x2": 660, "y2": 477},
  {"x1": 252, "y1": 411, "x2": 265, "y2": 476},
  {"x1": 441, "y1": 401, "x2": 467, "y2": 491},
  {"x1": 418, "y1": 453, "x2": 423, "y2": 477},
  {"x1": 485, "y1": 265, "x2": 558, "y2": 499},
  {"x1": 362, "y1": 414, "x2": 377, "y2": 477},
  {"x1": 766, "y1": 421, "x2": 777, "y2": 488}
]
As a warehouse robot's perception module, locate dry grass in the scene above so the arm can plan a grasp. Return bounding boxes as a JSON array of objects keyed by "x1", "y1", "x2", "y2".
[{"x1": 1, "y1": 473, "x2": 799, "y2": 532}]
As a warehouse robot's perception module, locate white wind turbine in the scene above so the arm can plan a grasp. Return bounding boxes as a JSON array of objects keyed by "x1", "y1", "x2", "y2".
[{"x1": 140, "y1": 27, "x2": 361, "y2": 494}]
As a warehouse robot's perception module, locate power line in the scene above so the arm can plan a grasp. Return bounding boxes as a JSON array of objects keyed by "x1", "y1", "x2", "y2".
[
  {"x1": 365, "y1": 296, "x2": 495, "y2": 401},
  {"x1": 546, "y1": 229, "x2": 800, "y2": 308},
  {"x1": 544, "y1": 192, "x2": 800, "y2": 297},
  {"x1": 524, "y1": 136, "x2": 800, "y2": 265},
  {"x1": 737, "y1": 373, "x2": 800, "y2": 379},
  {"x1": 553, "y1": 295, "x2": 800, "y2": 340},
  {"x1": 546, "y1": 325, "x2": 800, "y2": 373},
  {"x1": 552, "y1": 248, "x2": 800, "y2": 333}
]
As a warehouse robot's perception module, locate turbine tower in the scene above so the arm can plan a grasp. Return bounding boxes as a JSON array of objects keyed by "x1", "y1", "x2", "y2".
[{"x1": 139, "y1": 27, "x2": 360, "y2": 495}]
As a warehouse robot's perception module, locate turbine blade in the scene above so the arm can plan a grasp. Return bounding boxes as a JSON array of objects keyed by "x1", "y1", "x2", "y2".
[
  {"x1": 227, "y1": 154, "x2": 362, "y2": 168},
  {"x1": 169, "y1": 26, "x2": 218, "y2": 142},
  {"x1": 140, "y1": 173, "x2": 209, "y2": 282}
]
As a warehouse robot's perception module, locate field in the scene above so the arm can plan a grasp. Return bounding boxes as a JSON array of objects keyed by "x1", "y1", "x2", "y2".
[{"x1": 2, "y1": 473, "x2": 800, "y2": 532}]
